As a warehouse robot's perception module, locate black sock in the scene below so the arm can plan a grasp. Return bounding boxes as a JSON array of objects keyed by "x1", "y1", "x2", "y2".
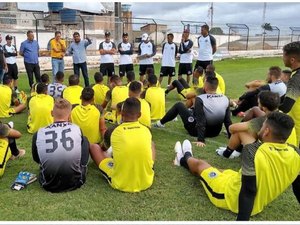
[
  {"x1": 180, "y1": 152, "x2": 192, "y2": 170},
  {"x1": 223, "y1": 146, "x2": 234, "y2": 158},
  {"x1": 236, "y1": 145, "x2": 243, "y2": 153}
]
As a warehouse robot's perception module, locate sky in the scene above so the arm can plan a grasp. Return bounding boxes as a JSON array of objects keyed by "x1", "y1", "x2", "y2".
[{"x1": 17, "y1": 2, "x2": 300, "y2": 33}]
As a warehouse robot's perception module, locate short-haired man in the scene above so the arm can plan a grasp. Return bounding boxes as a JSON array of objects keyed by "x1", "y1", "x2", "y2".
[
  {"x1": 159, "y1": 33, "x2": 178, "y2": 86},
  {"x1": 47, "y1": 71, "x2": 66, "y2": 99},
  {"x1": 3, "y1": 35, "x2": 18, "y2": 92},
  {"x1": 89, "y1": 97, "x2": 155, "y2": 192},
  {"x1": 99, "y1": 31, "x2": 116, "y2": 85},
  {"x1": 19, "y1": 30, "x2": 41, "y2": 88},
  {"x1": 0, "y1": 34, "x2": 8, "y2": 84},
  {"x1": 126, "y1": 70, "x2": 135, "y2": 87},
  {"x1": 155, "y1": 77, "x2": 232, "y2": 147},
  {"x1": 92, "y1": 72, "x2": 110, "y2": 106},
  {"x1": 62, "y1": 75, "x2": 83, "y2": 106},
  {"x1": 281, "y1": 69, "x2": 292, "y2": 84},
  {"x1": 0, "y1": 75, "x2": 26, "y2": 118},
  {"x1": 118, "y1": 32, "x2": 133, "y2": 80},
  {"x1": 206, "y1": 64, "x2": 226, "y2": 94},
  {"x1": 174, "y1": 112, "x2": 300, "y2": 221},
  {"x1": 31, "y1": 73, "x2": 50, "y2": 97},
  {"x1": 27, "y1": 83, "x2": 54, "y2": 134},
  {"x1": 178, "y1": 29, "x2": 194, "y2": 84},
  {"x1": 195, "y1": 24, "x2": 216, "y2": 70},
  {"x1": 32, "y1": 98, "x2": 89, "y2": 193},
  {"x1": 138, "y1": 33, "x2": 156, "y2": 82},
  {"x1": 67, "y1": 32, "x2": 92, "y2": 87},
  {"x1": 50, "y1": 31, "x2": 66, "y2": 82}
]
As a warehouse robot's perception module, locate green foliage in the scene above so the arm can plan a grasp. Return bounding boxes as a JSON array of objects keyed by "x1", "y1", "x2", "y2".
[{"x1": 210, "y1": 27, "x2": 224, "y2": 35}]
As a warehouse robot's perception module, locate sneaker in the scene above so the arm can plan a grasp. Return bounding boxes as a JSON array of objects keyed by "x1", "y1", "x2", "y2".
[
  {"x1": 229, "y1": 150, "x2": 241, "y2": 159},
  {"x1": 173, "y1": 141, "x2": 183, "y2": 166},
  {"x1": 10, "y1": 149, "x2": 26, "y2": 160},
  {"x1": 153, "y1": 120, "x2": 165, "y2": 128},
  {"x1": 106, "y1": 146, "x2": 113, "y2": 158},
  {"x1": 182, "y1": 139, "x2": 193, "y2": 156},
  {"x1": 15, "y1": 89, "x2": 20, "y2": 94},
  {"x1": 216, "y1": 147, "x2": 227, "y2": 157},
  {"x1": 8, "y1": 121, "x2": 14, "y2": 129}
]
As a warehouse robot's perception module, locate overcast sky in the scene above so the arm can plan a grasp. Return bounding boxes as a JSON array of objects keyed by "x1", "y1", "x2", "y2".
[{"x1": 18, "y1": 2, "x2": 300, "y2": 32}]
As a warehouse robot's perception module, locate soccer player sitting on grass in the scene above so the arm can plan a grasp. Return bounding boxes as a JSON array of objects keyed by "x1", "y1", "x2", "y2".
[
  {"x1": 126, "y1": 70, "x2": 135, "y2": 87},
  {"x1": 144, "y1": 75, "x2": 165, "y2": 120},
  {"x1": 216, "y1": 91, "x2": 297, "y2": 158},
  {"x1": 174, "y1": 112, "x2": 300, "y2": 221},
  {"x1": 0, "y1": 122, "x2": 25, "y2": 177},
  {"x1": 27, "y1": 83, "x2": 54, "y2": 134},
  {"x1": 205, "y1": 64, "x2": 226, "y2": 94},
  {"x1": 47, "y1": 71, "x2": 66, "y2": 99},
  {"x1": 71, "y1": 87, "x2": 106, "y2": 144},
  {"x1": 280, "y1": 69, "x2": 292, "y2": 84},
  {"x1": 90, "y1": 97, "x2": 155, "y2": 193},
  {"x1": 32, "y1": 98, "x2": 89, "y2": 193},
  {"x1": 62, "y1": 75, "x2": 83, "y2": 106},
  {"x1": 92, "y1": 72, "x2": 110, "y2": 106},
  {"x1": 31, "y1": 73, "x2": 49, "y2": 97},
  {"x1": 0, "y1": 75, "x2": 27, "y2": 118},
  {"x1": 155, "y1": 77, "x2": 232, "y2": 147}
]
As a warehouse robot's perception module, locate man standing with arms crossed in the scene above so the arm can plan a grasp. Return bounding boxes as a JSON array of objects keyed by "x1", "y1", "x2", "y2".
[
  {"x1": 3, "y1": 35, "x2": 17, "y2": 92},
  {"x1": 19, "y1": 30, "x2": 41, "y2": 88},
  {"x1": 178, "y1": 29, "x2": 193, "y2": 84},
  {"x1": 118, "y1": 32, "x2": 133, "y2": 81},
  {"x1": 195, "y1": 24, "x2": 217, "y2": 70},
  {"x1": 50, "y1": 31, "x2": 66, "y2": 82}
]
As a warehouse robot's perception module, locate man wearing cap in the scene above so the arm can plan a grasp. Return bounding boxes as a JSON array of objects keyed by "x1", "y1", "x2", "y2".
[
  {"x1": 0, "y1": 34, "x2": 8, "y2": 84},
  {"x1": 138, "y1": 33, "x2": 156, "y2": 82},
  {"x1": 99, "y1": 31, "x2": 116, "y2": 84},
  {"x1": 118, "y1": 33, "x2": 133, "y2": 81},
  {"x1": 50, "y1": 31, "x2": 66, "y2": 82},
  {"x1": 178, "y1": 29, "x2": 194, "y2": 84},
  {"x1": 3, "y1": 35, "x2": 19, "y2": 93},
  {"x1": 19, "y1": 30, "x2": 41, "y2": 88},
  {"x1": 195, "y1": 24, "x2": 217, "y2": 70},
  {"x1": 67, "y1": 32, "x2": 92, "y2": 87}
]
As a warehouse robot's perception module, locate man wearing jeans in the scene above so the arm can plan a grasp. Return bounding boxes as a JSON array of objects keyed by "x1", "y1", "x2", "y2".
[
  {"x1": 67, "y1": 32, "x2": 92, "y2": 87},
  {"x1": 19, "y1": 30, "x2": 41, "y2": 88},
  {"x1": 49, "y1": 31, "x2": 66, "y2": 82}
]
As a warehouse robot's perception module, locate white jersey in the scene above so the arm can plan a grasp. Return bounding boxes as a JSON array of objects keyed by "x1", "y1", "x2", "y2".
[
  {"x1": 3, "y1": 44, "x2": 17, "y2": 64},
  {"x1": 138, "y1": 41, "x2": 156, "y2": 65},
  {"x1": 99, "y1": 41, "x2": 116, "y2": 64},
  {"x1": 47, "y1": 83, "x2": 67, "y2": 99},
  {"x1": 179, "y1": 39, "x2": 193, "y2": 64},
  {"x1": 197, "y1": 34, "x2": 216, "y2": 61},
  {"x1": 118, "y1": 42, "x2": 133, "y2": 65},
  {"x1": 161, "y1": 42, "x2": 178, "y2": 67},
  {"x1": 268, "y1": 80, "x2": 287, "y2": 97}
]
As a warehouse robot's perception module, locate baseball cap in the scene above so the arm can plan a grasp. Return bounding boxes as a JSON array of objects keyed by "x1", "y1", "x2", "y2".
[
  {"x1": 5, "y1": 35, "x2": 13, "y2": 40},
  {"x1": 141, "y1": 33, "x2": 149, "y2": 41},
  {"x1": 104, "y1": 31, "x2": 111, "y2": 36},
  {"x1": 122, "y1": 32, "x2": 128, "y2": 37}
]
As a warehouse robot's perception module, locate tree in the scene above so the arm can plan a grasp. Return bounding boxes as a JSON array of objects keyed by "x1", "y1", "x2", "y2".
[
  {"x1": 261, "y1": 23, "x2": 273, "y2": 31},
  {"x1": 209, "y1": 27, "x2": 224, "y2": 35}
]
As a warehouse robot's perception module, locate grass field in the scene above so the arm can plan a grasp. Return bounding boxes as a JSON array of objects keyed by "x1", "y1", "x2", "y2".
[{"x1": 1, "y1": 57, "x2": 300, "y2": 221}]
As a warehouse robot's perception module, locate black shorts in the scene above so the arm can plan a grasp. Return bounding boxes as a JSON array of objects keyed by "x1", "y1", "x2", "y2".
[
  {"x1": 194, "y1": 60, "x2": 212, "y2": 71},
  {"x1": 100, "y1": 63, "x2": 115, "y2": 77},
  {"x1": 119, "y1": 64, "x2": 134, "y2": 77},
  {"x1": 178, "y1": 63, "x2": 193, "y2": 76},
  {"x1": 6, "y1": 63, "x2": 18, "y2": 80},
  {"x1": 139, "y1": 64, "x2": 154, "y2": 76},
  {"x1": 160, "y1": 66, "x2": 176, "y2": 77}
]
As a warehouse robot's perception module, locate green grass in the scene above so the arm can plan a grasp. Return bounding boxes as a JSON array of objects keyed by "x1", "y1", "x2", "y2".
[{"x1": 1, "y1": 57, "x2": 300, "y2": 221}]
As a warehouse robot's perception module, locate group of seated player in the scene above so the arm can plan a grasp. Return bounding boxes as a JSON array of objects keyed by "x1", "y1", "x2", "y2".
[{"x1": 0, "y1": 60, "x2": 299, "y2": 221}]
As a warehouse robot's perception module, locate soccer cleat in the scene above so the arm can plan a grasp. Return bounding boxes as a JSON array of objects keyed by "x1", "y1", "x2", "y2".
[
  {"x1": 182, "y1": 139, "x2": 193, "y2": 157},
  {"x1": 8, "y1": 121, "x2": 14, "y2": 129},
  {"x1": 10, "y1": 149, "x2": 26, "y2": 160},
  {"x1": 229, "y1": 150, "x2": 241, "y2": 159},
  {"x1": 153, "y1": 120, "x2": 165, "y2": 128},
  {"x1": 216, "y1": 147, "x2": 227, "y2": 157},
  {"x1": 173, "y1": 141, "x2": 183, "y2": 166}
]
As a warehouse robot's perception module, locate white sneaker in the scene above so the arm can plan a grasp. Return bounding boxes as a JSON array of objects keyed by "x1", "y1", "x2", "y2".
[
  {"x1": 15, "y1": 89, "x2": 20, "y2": 94},
  {"x1": 106, "y1": 146, "x2": 113, "y2": 158},
  {"x1": 216, "y1": 147, "x2": 227, "y2": 157},
  {"x1": 182, "y1": 139, "x2": 193, "y2": 156},
  {"x1": 153, "y1": 120, "x2": 165, "y2": 128},
  {"x1": 173, "y1": 141, "x2": 183, "y2": 166},
  {"x1": 8, "y1": 121, "x2": 14, "y2": 129},
  {"x1": 229, "y1": 150, "x2": 241, "y2": 159}
]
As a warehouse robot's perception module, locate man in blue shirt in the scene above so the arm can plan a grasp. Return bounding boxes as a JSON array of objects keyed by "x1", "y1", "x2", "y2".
[
  {"x1": 67, "y1": 32, "x2": 92, "y2": 87},
  {"x1": 19, "y1": 30, "x2": 41, "y2": 88}
]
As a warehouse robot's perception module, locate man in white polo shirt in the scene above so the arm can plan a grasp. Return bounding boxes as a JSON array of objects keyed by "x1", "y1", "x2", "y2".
[
  {"x1": 118, "y1": 32, "x2": 133, "y2": 81},
  {"x1": 195, "y1": 24, "x2": 217, "y2": 70},
  {"x1": 99, "y1": 31, "x2": 116, "y2": 84},
  {"x1": 159, "y1": 33, "x2": 178, "y2": 86},
  {"x1": 138, "y1": 33, "x2": 156, "y2": 82}
]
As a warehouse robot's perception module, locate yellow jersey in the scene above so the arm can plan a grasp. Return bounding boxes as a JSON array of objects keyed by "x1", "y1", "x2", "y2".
[
  {"x1": 27, "y1": 94, "x2": 54, "y2": 134},
  {"x1": 0, "y1": 137, "x2": 11, "y2": 177},
  {"x1": 62, "y1": 85, "x2": 83, "y2": 105},
  {"x1": 92, "y1": 83, "x2": 110, "y2": 105},
  {"x1": 145, "y1": 86, "x2": 165, "y2": 120},
  {"x1": 111, "y1": 86, "x2": 129, "y2": 109},
  {"x1": 216, "y1": 73, "x2": 226, "y2": 94},
  {"x1": 0, "y1": 85, "x2": 13, "y2": 118},
  {"x1": 111, "y1": 121, "x2": 154, "y2": 192},
  {"x1": 138, "y1": 98, "x2": 151, "y2": 128},
  {"x1": 50, "y1": 38, "x2": 66, "y2": 58},
  {"x1": 71, "y1": 104, "x2": 101, "y2": 144},
  {"x1": 224, "y1": 142, "x2": 300, "y2": 215}
]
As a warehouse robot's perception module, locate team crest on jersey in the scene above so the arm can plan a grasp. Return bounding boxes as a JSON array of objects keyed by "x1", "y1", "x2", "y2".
[
  {"x1": 209, "y1": 171, "x2": 217, "y2": 178},
  {"x1": 107, "y1": 161, "x2": 114, "y2": 168},
  {"x1": 171, "y1": 47, "x2": 174, "y2": 50}
]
